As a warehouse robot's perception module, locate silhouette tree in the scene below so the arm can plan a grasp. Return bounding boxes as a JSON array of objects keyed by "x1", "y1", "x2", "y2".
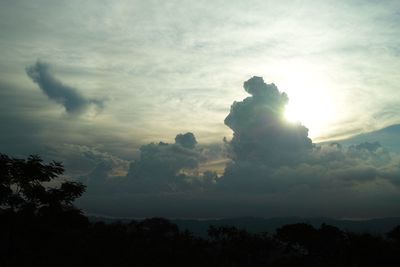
[
  {"x1": 0, "y1": 153, "x2": 85, "y2": 215},
  {"x1": 275, "y1": 223, "x2": 318, "y2": 252},
  {"x1": 388, "y1": 225, "x2": 400, "y2": 242},
  {"x1": 0, "y1": 153, "x2": 89, "y2": 267}
]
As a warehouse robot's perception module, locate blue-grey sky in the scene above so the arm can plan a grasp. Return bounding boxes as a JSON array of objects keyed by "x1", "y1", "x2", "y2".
[{"x1": 1, "y1": 0, "x2": 400, "y2": 218}]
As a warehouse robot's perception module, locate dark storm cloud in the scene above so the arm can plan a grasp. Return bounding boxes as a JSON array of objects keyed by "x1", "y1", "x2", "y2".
[{"x1": 26, "y1": 61, "x2": 103, "y2": 114}]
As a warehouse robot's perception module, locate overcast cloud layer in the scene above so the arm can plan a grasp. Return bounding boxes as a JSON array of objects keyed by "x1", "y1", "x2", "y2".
[{"x1": 1, "y1": 0, "x2": 400, "y2": 218}]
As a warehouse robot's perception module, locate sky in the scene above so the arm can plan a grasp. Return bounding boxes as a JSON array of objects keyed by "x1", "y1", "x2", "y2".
[{"x1": 1, "y1": 0, "x2": 400, "y2": 219}]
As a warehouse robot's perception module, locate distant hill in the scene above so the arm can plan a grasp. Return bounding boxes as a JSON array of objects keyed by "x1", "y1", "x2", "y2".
[
  {"x1": 329, "y1": 124, "x2": 400, "y2": 152},
  {"x1": 173, "y1": 217, "x2": 400, "y2": 237},
  {"x1": 89, "y1": 216, "x2": 400, "y2": 237}
]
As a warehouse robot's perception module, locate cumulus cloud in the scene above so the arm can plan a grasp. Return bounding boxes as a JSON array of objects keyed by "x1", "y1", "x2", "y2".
[
  {"x1": 224, "y1": 76, "x2": 312, "y2": 166},
  {"x1": 125, "y1": 132, "x2": 218, "y2": 192},
  {"x1": 42, "y1": 144, "x2": 129, "y2": 187},
  {"x1": 71, "y1": 77, "x2": 400, "y2": 218},
  {"x1": 175, "y1": 132, "x2": 197, "y2": 149},
  {"x1": 26, "y1": 61, "x2": 103, "y2": 114},
  {"x1": 77, "y1": 146, "x2": 129, "y2": 184},
  {"x1": 219, "y1": 76, "x2": 313, "y2": 189},
  {"x1": 219, "y1": 77, "x2": 400, "y2": 195}
]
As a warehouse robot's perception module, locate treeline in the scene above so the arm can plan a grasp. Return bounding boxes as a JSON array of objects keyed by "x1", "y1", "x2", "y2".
[
  {"x1": 1, "y1": 153, "x2": 400, "y2": 266},
  {"x1": 1, "y1": 213, "x2": 400, "y2": 267}
]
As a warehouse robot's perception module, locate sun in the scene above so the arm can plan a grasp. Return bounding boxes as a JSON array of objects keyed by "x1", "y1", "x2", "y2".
[
  {"x1": 284, "y1": 103, "x2": 300, "y2": 123},
  {"x1": 283, "y1": 91, "x2": 336, "y2": 139}
]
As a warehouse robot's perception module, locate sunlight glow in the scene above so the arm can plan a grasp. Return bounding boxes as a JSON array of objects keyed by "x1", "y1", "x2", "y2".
[
  {"x1": 284, "y1": 92, "x2": 336, "y2": 139},
  {"x1": 284, "y1": 104, "x2": 300, "y2": 123},
  {"x1": 278, "y1": 69, "x2": 337, "y2": 140}
]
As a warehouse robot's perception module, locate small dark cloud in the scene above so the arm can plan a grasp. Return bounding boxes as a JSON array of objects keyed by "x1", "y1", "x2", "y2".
[
  {"x1": 175, "y1": 132, "x2": 197, "y2": 149},
  {"x1": 126, "y1": 132, "x2": 209, "y2": 192},
  {"x1": 350, "y1": 141, "x2": 381, "y2": 153},
  {"x1": 26, "y1": 61, "x2": 103, "y2": 114}
]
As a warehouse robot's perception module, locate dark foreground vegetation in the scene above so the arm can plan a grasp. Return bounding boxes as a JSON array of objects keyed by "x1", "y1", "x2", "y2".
[{"x1": 1, "y1": 153, "x2": 400, "y2": 266}]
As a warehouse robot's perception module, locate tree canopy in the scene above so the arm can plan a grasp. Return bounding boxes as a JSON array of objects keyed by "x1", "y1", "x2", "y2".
[{"x1": 0, "y1": 153, "x2": 85, "y2": 215}]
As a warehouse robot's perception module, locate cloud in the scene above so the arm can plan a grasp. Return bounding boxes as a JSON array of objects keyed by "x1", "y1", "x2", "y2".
[
  {"x1": 3, "y1": 0, "x2": 400, "y2": 150},
  {"x1": 1, "y1": 0, "x2": 399, "y2": 218},
  {"x1": 175, "y1": 132, "x2": 197, "y2": 149},
  {"x1": 19, "y1": 75, "x2": 397, "y2": 219},
  {"x1": 75, "y1": 77, "x2": 400, "y2": 218},
  {"x1": 218, "y1": 77, "x2": 400, "y2": 195},
  {"x1": 224, "y1": 76, "x2": 313, "y2": 166},
  {"x1": 125, "y1": 132, "x2": 217, "y2": 192},
  {"x1": 26, "y1": 61, "x2": 103, "y2": 114},
  {"x1": 43, "y1": 144, "x2": 129, "y2": 183}
]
